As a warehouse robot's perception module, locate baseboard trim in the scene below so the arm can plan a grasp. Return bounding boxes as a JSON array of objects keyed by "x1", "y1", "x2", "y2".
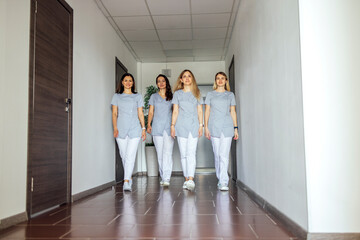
[
  {"x1": 307, "y1": 233, "x2": 360, "y2": 240},
  {"x1": 72, "y1": 180, "x2": 116, "y2": 202},
  {"x1": 236, "y1": 179, "x2": 307, "y2": 240},
  {"x1": 0, "y1": 212, "x2": 28, "y2": 230}
]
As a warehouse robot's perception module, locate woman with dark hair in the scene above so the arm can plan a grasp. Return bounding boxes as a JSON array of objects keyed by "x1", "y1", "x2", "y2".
[
  {"x1": 171, "y1": 69, "x2": 203, "y2": 191},
  {"x1": 204, "y1": 72, "x2": 238, "y2": 191},
  {"x1": 147, "y1": 74, "x2": 174, "y2": 186},
  {"x1": 111, "y1": 73, "x2": 146, "y2": 192}
]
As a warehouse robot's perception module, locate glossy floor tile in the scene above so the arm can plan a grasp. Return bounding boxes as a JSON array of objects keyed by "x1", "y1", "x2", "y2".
[{"x1": 0, "y1": 174, "x2": 296, "y2": 239}]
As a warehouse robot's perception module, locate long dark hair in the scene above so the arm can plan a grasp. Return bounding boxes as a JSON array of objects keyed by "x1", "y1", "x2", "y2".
[
  {"x1": 116, "y1": 73, "x2": 137, "y2": 94},
  {"x1": 156, "y1": 74, "x2": 173, "y2": 101}
]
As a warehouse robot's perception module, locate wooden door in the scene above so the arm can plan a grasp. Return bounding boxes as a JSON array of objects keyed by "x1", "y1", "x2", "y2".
[
  {"x1": 27, "y1": 0, "x2": 73, "y2": 216},
  {"x1": 115, "y1": 57, "x2": 127, "y2": 183},
  {"x1": 229, "y1": 56, "x2": 237, "y2": 181}
]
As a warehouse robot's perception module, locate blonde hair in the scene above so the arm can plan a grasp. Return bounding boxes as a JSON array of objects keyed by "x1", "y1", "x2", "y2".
[
  {"x1": 173, "y1": 69, "x2": 201, "y2": 100},
  {"x1": 213, "y1": 72, "x2": 231, "y2": 91}
]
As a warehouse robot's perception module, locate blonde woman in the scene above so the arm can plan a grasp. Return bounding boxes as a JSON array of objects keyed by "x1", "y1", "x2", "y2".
[
  {"x1": 204, "y1": 72, "x2": 238, "y2": 191},
  {"x1": 171, "y1": 69, "x2": 203, "y2": 191}
]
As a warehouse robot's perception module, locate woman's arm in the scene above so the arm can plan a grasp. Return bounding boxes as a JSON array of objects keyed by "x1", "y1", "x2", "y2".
[
  {"x1": 112, "y1": 105, "x2": 119, "y2": 138},
  {"x1": 230, "y1": 106, "x2": 239, "y2": 140},
  {"x1": 138, "y1": 107, "x2": 146, "y2": 141},
  {"x1": 204, "y1": 105, "x2": 211, "y2": 140},
  {"x1": 147, "y1": 105, "x2": 154, "y2": 134},
  {"x1": 170, "y1": 104, "x2": 179, "y2": 138},
  {"x1": 197, "y1": 104, "x2": 203, "y2": 137}
]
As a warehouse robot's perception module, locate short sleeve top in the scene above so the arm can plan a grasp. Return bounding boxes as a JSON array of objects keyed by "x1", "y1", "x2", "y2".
[
  {"x1": 149, "y1": 93, "x2": 172, "y2": 136},
  {"x1": 172, "y1": 90, "x2": 203, "y2": 138},
  {"x1": 205, "y1": 90, "x2": 236, "y2": 138},
  {"x1": 111, "y1": 93, "x2": 144, "y2": 139}
]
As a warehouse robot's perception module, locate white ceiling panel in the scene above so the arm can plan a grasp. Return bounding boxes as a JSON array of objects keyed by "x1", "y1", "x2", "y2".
[
  {"x1": 136, "y1": 49, "x2": 166, "y2": 58},
  {"x1": 141, "y1": 57, "x2": 167, "y2": 63},
  {"x1": 129, "y1": 41, "x2": 163, "y2": 51},
  {"x1": 193, "y1": 48, "x2": 224, "y2": 56},
  {"x1": 191, "y1": 0, "x2": 234, "y2": 14},
  {"x1": 166, "y1": 57, "x2": 194, "y2": 62},
  {"x1": 147, "y1": 0, "x2": 190, "y2": 15},
  {"x1": 195, "y1": 56, "x2": 222, "y2": 61},
  {"x1": 99, "y1": 0, "x2": 239, "y2": 62},
  {"x1": 158, "y1": 29, "x2": 192, "y2": 41},
  {"x1": 122, "y1": 30, "x2": 158, "y2": 41},
  {"x1": 153, "y1": 15, "x2": 191, "y2": 29},
  {"x1": 101, "y1": 0, "x2": 149, "y2": 16},
  {"x1": 162, "y1": 40, "x2": 193, "y2": 50},
  {"x1": 192, "y1": 39, "x2": 225, "y2": 49},
  {"x1": 192, "y1": 13, "x2": 231, "y2": 28},
  {"x1": 193, "y1": 28, "x2": 228, "y2": 40},
  {"x1": 114, "y1": 16, "x2": 154, "y2": 30}
]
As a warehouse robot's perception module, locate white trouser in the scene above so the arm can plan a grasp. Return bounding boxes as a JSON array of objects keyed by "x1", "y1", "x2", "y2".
[
  {"x1": 210, "y1": 133, "x2": 232, "y2": 185},
  {"x1": 153, "y1": 131, "x2": 174, "y2": 181},
  {"x1": 116, "y1": 136, "x2": 140, "y2": 181},
  {"x1": 177, "y1": 133, "x2": 198, "y2": 178}
]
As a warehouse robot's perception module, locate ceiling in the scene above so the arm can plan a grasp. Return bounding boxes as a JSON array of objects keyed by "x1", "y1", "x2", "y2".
[{"x1": 94, "y1": 0, "x2": 240, "y2": 63}]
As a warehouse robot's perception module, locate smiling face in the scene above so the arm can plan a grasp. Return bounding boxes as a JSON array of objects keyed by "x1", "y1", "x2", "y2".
[
  {"x1": 157, "y1": 76, "x2": 167, "y2": 89},
  {"x1": 181, "y1": 71, "x2": 193, "y2": 86},
  {"x1": 215, "y1": 73, "x2": 227, "y2": 88},
  {"x1": 122, "y1": 76, "x2": 134, "y2": 90}
]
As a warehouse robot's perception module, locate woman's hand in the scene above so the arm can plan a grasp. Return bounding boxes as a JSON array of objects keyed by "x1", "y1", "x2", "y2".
[
  {"x1": 142, "y1": 129, "x2": 146, "y2": 141},
  {"x1": 205, "y1": 127, "x2": 211, "y2": 140},
  {"x1": 198, "y1": 126, "x2": 203, "y2": 137},
  {"x1": 234, "y1": 129, "x2": 239, "y2": 140},
  {"x1": 147, "y1": 125, "x2": 152, "y2": 134},
  {"x1": 113, "y1": 129, "x2": 119, "y2": 138},
  {"x1": 170, "y1": 125, "x2": 176, "y2": 138}
]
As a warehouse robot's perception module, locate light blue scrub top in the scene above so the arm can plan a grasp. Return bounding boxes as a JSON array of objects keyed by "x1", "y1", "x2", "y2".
[
  {"x1": 149, "y1": 92, "x2": 172, "y2": 136},
  {"x1": 172, "y1": 90, "x2": 203, "y2": 138},
  {"x1": 111, "y1": 93, "x2": 144, "y2": 139},
  {"x1": 205, "y1": 90, "x2": 236, "y2": 138}
]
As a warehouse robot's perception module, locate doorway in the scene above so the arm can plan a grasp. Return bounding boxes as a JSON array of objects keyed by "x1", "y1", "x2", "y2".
[
  {"x1": 27, "y1": 0, "x2": 73, "y2": 217},
  {"x1": 229, "y1": 56, "x2": 237, "y2": 181},
  {"x1": 115, "y1": 57, "x2": 127, "y2": 183}
]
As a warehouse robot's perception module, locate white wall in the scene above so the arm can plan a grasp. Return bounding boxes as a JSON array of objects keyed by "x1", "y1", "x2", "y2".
[
  {"x1": 138, "y1": 61, "x2": 225, "y2": 172},
  {"x1": 0, "y1": 0, "x2": 30, "y2": 220},
  {"x1": 299, "y1": 0, "x2": 360, "y2": 233},
  {"x1": 65, "y1": 0, "x2": 138, "y2": 195},
  {"x1": 225, "y1": 0, "x2": 308, "y2": 230}
]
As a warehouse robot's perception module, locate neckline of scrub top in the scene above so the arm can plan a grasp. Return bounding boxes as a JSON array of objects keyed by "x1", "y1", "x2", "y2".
[{"x1": 157, "y1": 92, "x2": 166, "y2": 101}]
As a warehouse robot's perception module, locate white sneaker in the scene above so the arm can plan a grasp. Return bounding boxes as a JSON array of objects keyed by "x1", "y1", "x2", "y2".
[
  {"x1": 217, "y1": 182, "x2": 221, "y2": 189},
  {"x1": 186, "y1": 180, "x2": 195, "y2": 191},
  {"x1": 219, "y1": 184, "x2": 229, "y2": 191},
  {"x1": 160, "y1": 180, "x2": 164, "y2": 186},
  {"x1": 123, "y1": 181, "x2": 132, "y2": 192},
  {"x1": 183, "y1": 181, "x2": 188, "y2": 189},
  {"x1": 163, "y1": 181, "x2": 170, "y2": 187}
]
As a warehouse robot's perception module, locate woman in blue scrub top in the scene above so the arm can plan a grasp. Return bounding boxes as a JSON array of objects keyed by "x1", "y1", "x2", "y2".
[
  {"x1": 171, "y1": 69, "x2": 203, "y2": 191},
  {"x1": 111, "y1": 73, "x2": 146, "y2": 192},
  {"x1": 147, "y1": 74, "x2": 174, "y2": 186},
  {"x1": 204, "y1": 72, "x2": 238, "y2": 191}
]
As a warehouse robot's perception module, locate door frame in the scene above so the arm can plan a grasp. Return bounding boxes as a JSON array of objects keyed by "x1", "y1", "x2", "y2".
[
  {"x1": 27, "y1": 0, "x2": 73, "y2": 217},
  {"x1": 115, "y1": 57, "x2": 127, "y2": 183},
  {"x1": 229, "y1": 55, "x2": 237, "y2": 181}
]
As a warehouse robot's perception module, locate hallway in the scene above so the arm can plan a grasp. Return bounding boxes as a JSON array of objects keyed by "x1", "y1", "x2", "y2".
[{"x1": 0, "y1": 175, "x2": 295, "y2": 239}]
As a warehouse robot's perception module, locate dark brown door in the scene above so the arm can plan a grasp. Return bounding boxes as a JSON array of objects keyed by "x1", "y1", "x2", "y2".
[
  {"x1": 115, "y1": 57, "x2": 127, "y2": 183},
  {"x1": 229, "y1": 56, "x2": 237, "y2": 181},
  {"x1": 27, "y1": 0, "x2": 73, "y2": 216}
]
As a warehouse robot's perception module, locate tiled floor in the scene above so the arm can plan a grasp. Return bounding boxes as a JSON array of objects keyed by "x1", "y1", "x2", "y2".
[{"x1": 0, "y1": 174, "x2": 297, "y2": 239}]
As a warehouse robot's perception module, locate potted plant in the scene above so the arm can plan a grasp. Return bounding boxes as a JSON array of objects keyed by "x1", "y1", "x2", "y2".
[{"x1": 144, "y1": 85, "x2": 159, "y2": 177}]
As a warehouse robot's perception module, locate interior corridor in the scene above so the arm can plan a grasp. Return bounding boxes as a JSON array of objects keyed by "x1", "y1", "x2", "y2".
[{"x1": 0, "y1": 174, "x2": 295, "y2": 239}]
